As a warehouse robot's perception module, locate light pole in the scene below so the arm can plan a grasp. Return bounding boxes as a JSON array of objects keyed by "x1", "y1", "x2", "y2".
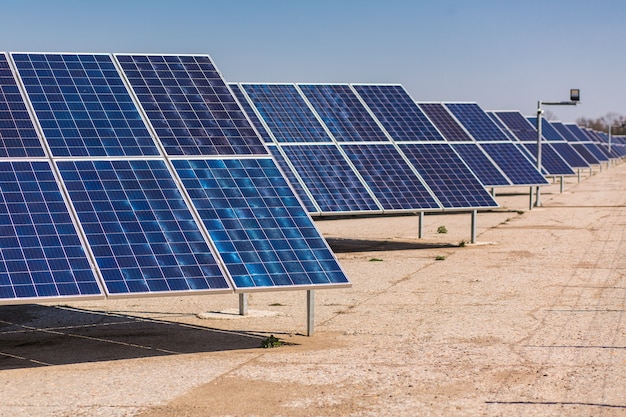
[{"x1": 533, "y1": 89, "x2": 580, "y2": 208}]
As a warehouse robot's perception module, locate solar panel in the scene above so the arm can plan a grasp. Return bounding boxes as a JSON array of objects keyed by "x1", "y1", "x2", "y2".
[
  {"x1": 526, "y1": 117, "x2": 565, "y2": 141},
  {"x1": 398, "y1": 143, "x2": 498, "y2": 209},
  {"x1": 57, "y1": 159, "x2": 231, "y2": 296},
  {"x1": 566, "y1": 124, "x2": 610, "y2": 162},
  {"x1": 352, "y1": 85, "x2": 445, "y2": 141},
  {"x1": 12, "y1": 53, "x2": 159, "y2": 157},
  {"x1": 479, "y1": 143, "x2": 549, "y2": 185},
  {"x1": 174, "y1": 158, "x2": 349, "y2": 290},
  {"x1": 229, "y1": 83, "x2": 274, "y2": 143},
  {"x1": 116, "y1": 54, "x2": 267, "y2": 156},
  {"x1": 495, "y1": 111, "x2": 538, "y2": 142},
  {"x1": 240, "y1": 84, "x2": 332, "y2": 143},
  {"x1": 299, "y1": 84, "x2": 390, "y2": 142},
  {"x1": 417, "y1": 103, "x2": 473, "y2": 142},
  {"x1": 0, "y1": 53, "x2": 45, "y2": 158},
  {"x1": 0, "y1": 161, "x2": 102, "y2": 303},
  {"x1": 550, "y1": 121, "x2": 580, "y2": 142},
  {"x1": 450, "y1": 143, "x2": 511, "y2": 187},
  {"x1": 444, "y1": 103, "x2": 509, "y2": 141},
  {"x1": 340, "y1": 144, "x2": 440, "y2": 211},
  {"x1": 266, "y1": 145, "x2": 318, "y2": 213},
  {"x1": 280, "y1": 144, "x2": 381, "y2": 213},
  {"x1": 487, "y1": 112, "x2": 518, "y2": 142},
  {"x1": 521, "y1": 143, "x2": 575, "y2": 176}
]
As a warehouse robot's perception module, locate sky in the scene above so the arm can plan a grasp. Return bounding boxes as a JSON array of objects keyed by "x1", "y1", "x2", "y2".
[{"x1": 1, "y1": 0, "x2": 625, "y2": 123}]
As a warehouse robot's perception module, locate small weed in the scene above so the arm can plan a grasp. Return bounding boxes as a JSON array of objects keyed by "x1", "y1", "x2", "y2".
[
  {"x1": 435, "y1": 255, "x2": 446, "y2": 261},
  {"x1": 269, "y1": 302, "x2": 284, "y2": 307},
  {"x1": 437, "y1": 225, "x2": 448, "y2": 234},
  {"x1": 458, "y1": 240, "x2": 466, "y2": 247},
  {"x1": 261, "y1": 335, "x2": 283, "y2": 348},
  {"x1": 516, "y1": 210, "x2": 524, "y2": 215},
  {"x1": 369, "y1": 258, "x2": 383, "y2": 262}
]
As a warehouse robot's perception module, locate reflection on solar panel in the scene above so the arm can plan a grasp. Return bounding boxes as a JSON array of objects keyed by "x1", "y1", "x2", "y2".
[
  {"x1": 0, "y1": 161, "x2": 102, "y2": 301},
  {"x1": 116, "y1": 55, "x2": 267, "y2": 156},
  {"x1": 417, "y1": 103, "x2": 473, "y2": 142},
  {"x1": 521, "y1": 143, "x2": 575, "y2": 176},
  {"x1": 495, "y1": 111, "x2": 537, "y2": 142},
  {"x1": 12, "y1": 53, "x2": 159, "y2": 157},
  {"x1": 450, "y1": 143, "x2": 511, "y2": 187},
  {"x1": 280, "y1": 144, "x2": 380, "y2": 213},
  {"x1": 341, "y1": 144, "x2": 440, "y2": 210},
  {"x1": 266, "y1": 145, "x2": 318, "y2": 213},
  {"x1": 480, "y1": 143, "x2": 548, "y2": 185},
  {"x1": 445, "y1": 103, "x2": 510, "y2": 141},
  {"x1": 352, "y1": 85, "x2": 445, "y2": 141},
  {"x1": 299, "y1": 84, "x2": 390, "y2": 142},
  {"x1": 241, "y1": 84, "x2": 332, "y2": 143},
  {"x1": 174, "y1": 158, "x2": 349, "y2": 290},
  {"x1": 398, "y1": 143, "x2": 498, "y2": 209},
  {"x1": 229, "y1": 83, "x2": 274, "y2": 143},
  {"x1": 58, "y1": 159, "x2": 231, "y2": 295},
  {"x1": 0, "y1": 54, "x2": 44, "y2": 157}
]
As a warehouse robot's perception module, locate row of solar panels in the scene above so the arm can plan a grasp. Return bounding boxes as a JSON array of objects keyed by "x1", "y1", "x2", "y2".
[{"x1": 0, "y1": 52, "x2": 622, "y2": 306}]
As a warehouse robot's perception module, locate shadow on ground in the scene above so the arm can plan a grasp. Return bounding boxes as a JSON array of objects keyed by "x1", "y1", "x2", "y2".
[
  {"x1": 0, "y1": 304, "x2": 266, "y2": 370},
  {"x1": 327, "y1": 237, "x2": 458, "y2": 253}
]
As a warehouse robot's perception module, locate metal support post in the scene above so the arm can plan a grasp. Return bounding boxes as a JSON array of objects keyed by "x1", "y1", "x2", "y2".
[
  {"x1": 470, "y1": 210, "x2": 477, "y2": 244},
  {"x1": 529, "y1": 187, "x2": 533, "y2": 211},
  {"x1": 559, "y1": 176, "x2": 564, "y2": 193},
  {"x1": 239, "y1": 293, "x2": 248, "y2": 316},
  {"x1": 577, "y1": 169, "x2": 581, "y2": 183},
  {"x1": 307, "y1": 290, "x2": 315, "y2": 336},
  {"x1": 534, "y1": 102, "x2": 543, "y2": 207},
  {"x1": 491, "y1": 187, "x2": 496, "y2": 197},
  {"x1": 418, "y1": 211, "x2": 424, "y2": 239}
]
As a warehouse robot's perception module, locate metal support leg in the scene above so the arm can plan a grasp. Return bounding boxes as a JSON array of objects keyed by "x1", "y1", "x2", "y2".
[
  {"x1": 491, "y1": 187, "x2": 496, "y2": 197},
  {"x1": 470, "y1": 210, "x2": 477, "y2": 244},
  {"x1": 239, "y1": 293, "x2": 248, "y2": 316},
  {"x1": 418, "y1": 211, "x2": 424, "y2": 239},
  {"x1": 559, "y1": 176, "x2": 564, "y2": 193},
  {"x1": 577, "y1": 169, "x2": 581, "y2": 183},
  {"x1": 529, "y1": 187, "x2": 533, "y2": 210},
  {"x1": 307, "y1": 290, "x2": 315, "y2": 336}
]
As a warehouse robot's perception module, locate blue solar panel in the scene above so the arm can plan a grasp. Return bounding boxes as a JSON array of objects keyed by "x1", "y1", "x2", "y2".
[
  {"x1": 570, "y1": 142, "x2": 600, "y2": 164},
  {"x1": 444, "y1": 103, "x2": 509, "y2": 141},
  {"x1": 57, "y1": 159, "x2": 231, "y2": 296},
  {"x1": 352, "y1": 85, "x2": 445, "y2": 141},
  {"x1": 526, "y1": 117, "x2": 565, "y2": 141},
  {"x1": 266, "y1": 145, "x2": 318, "y2": 213},
  {"x1": 298, "y1": 84, "x2": 390, "y2": 142},
  {"x1": 494, "y1": 111, "x2": 537, "y2": 142},
  {"x1": 341, "y1": 144, "x2": 440, "y2": 210},
  {"x1": 174, "y1": 158, "x2": 349, "y2": 290},
  {"x1": 398, "y1": 143, "x2": 498, "y2": 209},
  {"x1": 487, "y1": 112, "x2": 518, "y2": 142},
  {"x1": 12, "y1": 53, "x2": 159, "y2": 157},
  {"x1": 116, "y1": 54, "x2": 267, "y2": 156},
  {"x1": 0, "y1": 161, "x2": 102, "y2": 302},
  {"x1": 521, "y1": 143, "x2": 575, "y2": 176},
  {"x1": 550, "y1": 121, "x2": 580, "y2": 142},
  {"x1": 229, "y1": 83, "x2": 274, "y2": 143},
  {"x1": 0, "y1": 54, "x2": 45, "y2": 158},
  {"x1": 550, "y1": 142, "x2": 589, "y2": 168},
  {"x1": 480, "y1": 143, "x2": 548, "y2": 185},
  {"x1": 417, "y1": 103, "x2": 473, "y2": 142},
  {"x1": 280, "y1": 144, "x2": 380, "y2": 213},
  {"x1": 566, "y1": 125, "x2": 610, "y2": 161},
  {"x1": 241, "y1": 84, "x2": 332, "y2": 143},
  {"x1": 450, "y1": 143, "x2": 511, "y2": 187}
]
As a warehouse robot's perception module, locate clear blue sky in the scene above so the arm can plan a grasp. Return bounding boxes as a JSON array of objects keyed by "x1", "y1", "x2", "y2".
[{"x1": 2, "y1": 0, "x2": 625, "y2": 123}]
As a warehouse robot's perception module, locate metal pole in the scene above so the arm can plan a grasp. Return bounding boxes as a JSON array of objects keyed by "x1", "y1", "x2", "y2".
[
  {"x1": 608, "y1": 125, "x2": 612, "y2": 155},
  {"x1": 239, "y1": 293, "x2": 248, "y2": 316},
  {"x1": 559, "y1": 176, "x2": 564, "y2": 193},
  {"x1": 577, "y1": 168, "x2": 581, "y2": 183},
  {"x1": 535, "y1": 102, "x2": 543, "y2": 207},
  {"x1": 418, "y1": 211, "x2": 424, "y2": 239},
  {"x1": 307, "y1": 290, "x2": 315, "y2": 336},
  {"x1": 470, "y1": 210, "x2": 477, "y2": 244},
  {"x1": 529, "y1": 187, "x2": 533, "y2": 211},
  {"x1": 491, "y1": 187, "x2": 496, "y2": 197}
]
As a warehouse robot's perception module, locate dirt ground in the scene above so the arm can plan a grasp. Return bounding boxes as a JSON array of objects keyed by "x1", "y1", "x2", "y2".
[{"x1": 0, "y1": 162, "x2": 625, "y2": 416}]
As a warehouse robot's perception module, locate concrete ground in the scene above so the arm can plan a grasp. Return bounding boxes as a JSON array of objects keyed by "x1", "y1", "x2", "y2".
[{"x1": 0, "y1": 162, "x2": 624, "y2": 416}]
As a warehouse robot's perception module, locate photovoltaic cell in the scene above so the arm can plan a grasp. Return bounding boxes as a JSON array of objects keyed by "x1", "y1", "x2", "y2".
[
  {"x1": 480, "y1": 143, "x2": 548, "y2": 185},
  {"x1": 0, "y1": 54, "x2": 45, "y2": 158},
  {"x1": 341, "y1": 144, "x2": 440, "y2": 210},
  {"x1": 116, "y1": 54, "x2": 267, "y2": 156},
  {"x1": 450, "y1": 143, "x2": 511, "y2": 187},
  {"x1": 549, "y1": 142, "x2": 589, "y2": 168},
  {"x1": 12, "y1": 53, "x2": 159, "y2": 157},
  {"x1": 550, "y1": 121, "x2": 580, "y2": 142},
  {"x1": 298, "y1": 84, "x2": 390, "y2": 142},
  {"x1": 266, "y1": 145, "x2": 318, "y2": 213},
  {"x1": 0, "y1": 161, "x2": 101, "y2": 302},
  {"x1": 487, "y1": 112, "x2": 518, "y2": 142},
  {"x1": 352, "y1": 85, "x2": 445, "y2": 141},
  {"x1": 57, "y1": 159, "x2": 231, "y2": 296},
  {"x1": 417, "y1": 103, "x2": 473, "y2": 142},
  {"x1": 241, "y1": 84, "x2": 332, "y2": 143},
  {"x1": 398, "y1": 143, "x2": 498, "y2": 209},
  {"x1": 280, "y1": 144, "x2": 380, "y2": 212},
  {"x1": 174, "y1": 158, "x2": 349, "y2": 290},
  {"x1": 526, "y1": 117, "x2": 565, "y2": 141},
  {"x1": 495, "y1": 111, "x2": 537, "y2": 142},
  {"x1": 229, "y1": 83, "x2": 274, "y2": 143},
  {"x1": 521, "y1": 143, "x2": 575, "y2": 176},
  {"x1": 445, "y1": 103, "x2": 509, "y2": 141}
]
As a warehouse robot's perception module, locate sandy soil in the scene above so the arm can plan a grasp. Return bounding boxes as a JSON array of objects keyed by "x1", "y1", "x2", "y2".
[{"x1": 0, "y1": 162, "x2": 625, "y2": 416}]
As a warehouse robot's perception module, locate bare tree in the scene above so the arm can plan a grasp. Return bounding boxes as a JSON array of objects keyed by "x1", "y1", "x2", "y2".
[{"x1": 576, "y1": 113, "x2": 626, "y2": 135}]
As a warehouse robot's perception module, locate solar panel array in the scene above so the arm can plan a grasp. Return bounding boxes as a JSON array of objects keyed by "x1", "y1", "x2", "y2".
[
  {"x1": 0, "y1": 52, "x2": 349, "y2": 305},
  {"x1": 234, "y1": 83, "x2": 499, "y2": 214}
]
